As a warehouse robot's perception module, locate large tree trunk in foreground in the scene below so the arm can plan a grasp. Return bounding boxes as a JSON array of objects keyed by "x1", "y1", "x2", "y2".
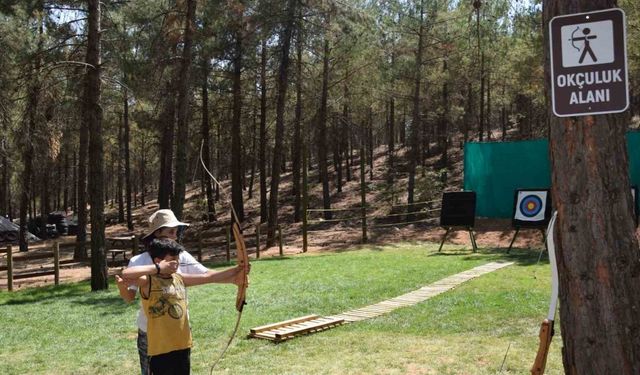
[{"x1": 544, "y1": 0, "x2": 640, "y2": 373}]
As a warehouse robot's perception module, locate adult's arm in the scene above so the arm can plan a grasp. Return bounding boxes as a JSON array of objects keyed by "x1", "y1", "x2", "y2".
[{"x1": 182, "y1": 265, "x2": 244, "y2": 287}]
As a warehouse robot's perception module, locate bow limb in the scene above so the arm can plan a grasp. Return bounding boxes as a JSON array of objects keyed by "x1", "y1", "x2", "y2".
[
  {"x1": 531, "y1": 211, "x2": 559, "y2": 375},
  {"x1": 232, "y1": 222, "x2": 249, "y2": 311}
]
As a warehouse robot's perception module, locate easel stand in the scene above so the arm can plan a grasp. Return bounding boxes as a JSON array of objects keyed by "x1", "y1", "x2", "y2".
[
  {"x1": 507, "y1": 227, "x2": 546, "y2": 253},
  {"x1": 438, "y1": 226, "x2": 477, "y2": 252}
]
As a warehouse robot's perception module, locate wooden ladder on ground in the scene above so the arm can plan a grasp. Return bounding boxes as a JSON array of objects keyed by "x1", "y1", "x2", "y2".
[{"x1": 248, "y1": 261, "x2": 514, "y2": 342}]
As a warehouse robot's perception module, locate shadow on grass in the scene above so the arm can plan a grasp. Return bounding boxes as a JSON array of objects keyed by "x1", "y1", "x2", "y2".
[
  {"x1": 430, "y1": 246, "x2": 547, "y2": 267},
  {"x1": 0, "y1": 278, "x2": 138, "y2": 315}
]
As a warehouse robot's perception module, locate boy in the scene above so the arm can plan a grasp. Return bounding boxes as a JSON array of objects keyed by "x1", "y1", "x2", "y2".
[{"x1": 123, "y1": 238, "x2": 243, "y2": 375}]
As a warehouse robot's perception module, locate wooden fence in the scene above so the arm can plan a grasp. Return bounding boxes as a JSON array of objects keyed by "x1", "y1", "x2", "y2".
[{"x1": 196, "y1": 223, "x2": 285, "y2": 262}]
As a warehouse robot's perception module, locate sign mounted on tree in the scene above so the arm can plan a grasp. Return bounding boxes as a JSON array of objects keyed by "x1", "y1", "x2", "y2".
[{"x1": 549, "y1": 8, "x2": 628, "y2": 117}]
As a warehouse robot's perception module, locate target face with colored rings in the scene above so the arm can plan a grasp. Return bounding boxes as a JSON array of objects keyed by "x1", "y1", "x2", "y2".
[
  {"x1": 514, "y1": 190, "x2": 548, "y2": 223},
  {"x1": 519, "y1": 195, "x2": 543, "y2": 217}
]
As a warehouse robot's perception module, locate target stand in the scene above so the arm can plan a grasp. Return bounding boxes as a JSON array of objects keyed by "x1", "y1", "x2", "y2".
[
  {"x1": 508, "y1": 189, "x2": 552, "y2": 253},
  {"x1": 438, "y1": 191, "x2": 477, "y2": 252}
]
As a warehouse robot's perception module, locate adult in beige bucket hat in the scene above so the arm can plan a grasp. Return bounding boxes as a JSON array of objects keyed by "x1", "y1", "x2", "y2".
[{"x1": 142, "y1": 209, "x2": 190, "y2": 242}]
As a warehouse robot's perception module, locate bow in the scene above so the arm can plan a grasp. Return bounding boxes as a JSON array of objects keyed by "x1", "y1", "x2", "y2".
[
  {"x1": 199, "y1": 141, "x2": 250, "y2": 374},
  {"x1": 569, "y1": 26, "x2": 581, "y2": 52},
  {"x1": 531, "y1": 211, "x2": 558, "y2": 375}
]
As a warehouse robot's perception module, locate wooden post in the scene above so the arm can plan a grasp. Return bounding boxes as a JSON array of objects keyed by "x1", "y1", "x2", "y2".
[
  {"x1": 53, "y1": 242, "x2": 60, "y2": 286},
  {"x1": 256, "y1": 224, "x2": 261, "y2": 259},
  {"x1": 278, "y1": 224, "x2": 283, "y2": 257},
  {"x1": 302, "y1": 144, "x2": 308, "y2": 253},
  {"x1": 7, "y1": 245, "x2": 12, "y2": 292},
  {"x1": 132, "y1": 235, "x2": 139, "y2": 256},
  {"x1": 198, "y1": 230, "x2": 203, "y2": 258},
  {"x1": 226, "y1": 225, "x2": 231, "y2": 263}
]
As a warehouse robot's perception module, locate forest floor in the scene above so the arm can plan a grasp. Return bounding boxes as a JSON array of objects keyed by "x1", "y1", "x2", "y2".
[{"x1": 1, "y1": 129, "x2": 548, "y2": 290}]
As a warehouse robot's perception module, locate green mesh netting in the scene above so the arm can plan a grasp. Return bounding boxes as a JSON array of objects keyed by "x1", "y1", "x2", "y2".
[{"x1": 464, "y1": 132, "x2": 640, "y2": 218}]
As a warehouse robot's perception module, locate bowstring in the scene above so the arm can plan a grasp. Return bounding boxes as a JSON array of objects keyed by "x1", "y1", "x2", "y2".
[{"x1": 199, "y1": 139, "x2": 247, "y2": 372}]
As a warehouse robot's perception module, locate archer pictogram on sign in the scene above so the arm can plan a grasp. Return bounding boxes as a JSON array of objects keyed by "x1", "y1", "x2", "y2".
[{"x1": 561, "y1": 21, "x2": 614, "y2": 67}]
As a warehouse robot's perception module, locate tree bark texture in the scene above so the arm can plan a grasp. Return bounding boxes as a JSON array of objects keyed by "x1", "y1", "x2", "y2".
[
  {"x1": 544, "y1": 1, "x2": 640, "y2": 373},
  {"x1": 292, "y1": 23, "x2": 303, "y2": 223},
  {"x1": 407, "y1": 0, "x2": 424, "y2": 221},
  {"x1": 267, "y1": 0, "x2": 296, "y2": 246},
  {"x1": 260, "y1": 38, "x2": 268, "y2": 223},
  {"x1": 172, "y1": 0, "x2": 196, "y2": 220},
  {"x1": 201, "y1": 60, "x2": 216, "y2": 222},
  {"x1": 318, "y1": 15, "x2": 332, "y2": 220},
  {"x1": 124, "y1": 88, "x2": 133, "y2": 230},
  {"x1": 231, "y1": 25, "x2": 245, "y2": 222},
  {"x1": 85, "y1": 0, "x2": 107, "y2": 290}
]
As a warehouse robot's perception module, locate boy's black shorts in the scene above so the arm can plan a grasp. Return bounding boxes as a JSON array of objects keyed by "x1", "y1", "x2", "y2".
[{"x1": 150, "y1": 348, "x2": 190, "y2": 375}]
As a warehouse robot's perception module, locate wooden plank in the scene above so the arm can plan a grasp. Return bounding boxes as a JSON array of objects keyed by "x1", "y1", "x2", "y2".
[
  {"x1": 250, "y1": 315, "x2": 320, "y2": 334},
  {"x1": 274, "y1": 318, "x2": 343, "y2": 341},
  {"x1": 13, "y1": 270, "x2": 57, "y2": 280},
  {"x1": 11, "y1": 252, "x2": 55, "y2": 262}
]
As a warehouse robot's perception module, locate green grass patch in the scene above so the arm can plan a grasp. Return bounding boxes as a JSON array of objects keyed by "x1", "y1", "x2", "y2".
[{"x1": 0, "y1": 243, "x2": 562, "y2": 374}]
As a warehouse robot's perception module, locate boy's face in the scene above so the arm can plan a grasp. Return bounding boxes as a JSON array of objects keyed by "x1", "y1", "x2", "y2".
[{"x1": 154, "y1": 254, "x2": 179, "y2": 264}]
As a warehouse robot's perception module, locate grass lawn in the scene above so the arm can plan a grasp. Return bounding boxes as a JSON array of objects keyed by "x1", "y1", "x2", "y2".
[{"x1": 0, "y1": 242, "x2": 563, "y2": 374}]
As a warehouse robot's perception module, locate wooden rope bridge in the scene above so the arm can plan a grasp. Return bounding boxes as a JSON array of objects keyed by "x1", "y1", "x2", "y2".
[{"x1": 249, "y1": 261, "x2": 514, "y2": 342}]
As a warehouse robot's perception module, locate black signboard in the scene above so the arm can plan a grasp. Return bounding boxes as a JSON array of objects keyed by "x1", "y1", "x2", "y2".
[{"x1": 549, "y1": 8, "x2": 628, "y2": 117}]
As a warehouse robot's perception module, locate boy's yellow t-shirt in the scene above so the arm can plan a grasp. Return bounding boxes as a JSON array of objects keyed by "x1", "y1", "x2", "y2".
[{"x1": 141, "y1": 273, "x2": 192, "y2": 356}]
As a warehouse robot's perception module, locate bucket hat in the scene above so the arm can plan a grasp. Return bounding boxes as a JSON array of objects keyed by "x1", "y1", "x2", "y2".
[{"x1": 143, "y1": 209, "x2": 190, "y2": 240}]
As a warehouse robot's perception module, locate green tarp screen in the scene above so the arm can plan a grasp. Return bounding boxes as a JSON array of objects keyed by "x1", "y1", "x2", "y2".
[{"x1": 464, "y1": 132, "x2": 640, "y2": 218}]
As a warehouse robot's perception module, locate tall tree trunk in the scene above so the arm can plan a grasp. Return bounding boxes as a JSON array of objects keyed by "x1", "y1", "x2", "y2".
[
  {"x1": 439, "y1": 60, "x2": 449, "y2": 168},
  {"x1": 267, "y1": 0, "x2": 296, "y2": 246},
  {"x1": 172, "y1": 0, "x2": 196, "y2": 220},
  {"x1": 387, "y1": 97, "x2": 395, "y2": 185},
  {"x1": 201, "y1": 60, "x2": 216, "y2": 222},
  {"x1": 318, "y1": 12, "x2": 332, "y2": 220},
  {"x1": 63, "y1": 150, "x2": 69, "y2": 212},
  {"x1": 117, "y1": 118, "x2": 124, "y2": 222},
  {"x1": 20, "y1": 71, "x2": 39, "y2": 251},
  {"x1": 231, "y1": 26, "x2": 245, "y2": 221},
  {"x1": 407, "y1": 0, "x2": 424, "y2": 222},
  {"x1": 259, "y1": 38, "x2": 268, "y2": 223},
  {"x1": 85, "y1": 0, "x2": 107, "y2": 291},
  {"x1": 292, "y1": 23, "x2": 303, "y2": 222},
  {"x1": 479, "y1": 51, "x2": 485, "y2": 141},
  {"x1": 544, "y1": 1, "x2": 640, "y2": 373},
  {"x1": 157, "y1": 77, "x2": 176, "y2": 209},
  {"x1": 123, "y1": 88, "x2": 133, "y2": 230}
]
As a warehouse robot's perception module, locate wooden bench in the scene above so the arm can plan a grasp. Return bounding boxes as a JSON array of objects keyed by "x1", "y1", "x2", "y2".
[{"x1": 107, "y1": 249, "x2": 128, "y2": 262}]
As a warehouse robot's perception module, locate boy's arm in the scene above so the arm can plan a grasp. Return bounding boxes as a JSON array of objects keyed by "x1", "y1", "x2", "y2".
[
  {"x1": 182, "y1": 266, "x2": 244, "y2": 287},
  {"x1": 123, "y1": 259, "x2": 178, "y2": 278}
]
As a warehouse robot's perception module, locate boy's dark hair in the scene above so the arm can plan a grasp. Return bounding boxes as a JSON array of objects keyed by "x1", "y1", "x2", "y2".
[{"x1": 148, "y1": 238, "x2": 184, "y2": 260}]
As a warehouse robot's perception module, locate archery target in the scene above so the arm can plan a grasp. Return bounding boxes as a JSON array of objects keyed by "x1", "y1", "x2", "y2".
[{"x1": 514, "y1": 190, "x2": 550, "y2": 224}]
